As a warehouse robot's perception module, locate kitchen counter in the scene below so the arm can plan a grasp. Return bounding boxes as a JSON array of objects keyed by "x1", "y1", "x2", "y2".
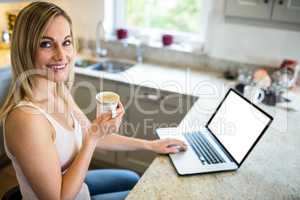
[
  {"x1": 2, "y1": 52, "x2": 298, "y2": 199},
  {"x1": 125, "y1": 92, "x2": 300, "y2": 199},
  {"x1": 74, "y1": 56, "x2": 300, "y2": 199},
  {"x1": 74, "y1": 55, "x2": 227, "y2": 97}
]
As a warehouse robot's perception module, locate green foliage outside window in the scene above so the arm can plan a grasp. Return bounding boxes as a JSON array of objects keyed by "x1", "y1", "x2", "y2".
[{"x1": 126, "y1": 0, "x2": 201, "y2": 33}]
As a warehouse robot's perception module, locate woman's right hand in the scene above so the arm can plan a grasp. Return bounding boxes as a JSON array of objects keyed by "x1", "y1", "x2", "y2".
[{"x1": 87, "y1": 102, "x2": 125, "y2": 141}]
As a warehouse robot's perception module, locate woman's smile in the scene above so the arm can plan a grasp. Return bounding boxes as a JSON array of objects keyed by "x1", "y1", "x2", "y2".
[
  {"x1": 46, "y1": 63, "x2": 68, "y2": 72},
  {"x1": 35, "y1": 15, "x2": 74, "y2": 82}
]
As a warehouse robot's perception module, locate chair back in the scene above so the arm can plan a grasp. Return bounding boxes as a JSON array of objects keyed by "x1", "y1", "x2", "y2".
[{"x1": 1, "y1": 186, "x2": 22, "y2": 200}]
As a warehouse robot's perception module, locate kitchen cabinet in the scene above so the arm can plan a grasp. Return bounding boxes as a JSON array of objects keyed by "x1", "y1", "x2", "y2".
[
  {"x1": 225, "y1": 0, "x2": 273, "y2": 20},
  {"x1": 94, "y1": 78, "x2": 120, "y2": 165},
  {"x1": 72, "y1": 74, "x2": 99, "y2": 120},
  {"x1": 72, "y1": 74, "x2": 118, "y2": 165},
  {"x1": 72, "y1": 73, "x2": 197, "y2": 173},
  {"x1": 272, "y1": 0, "x2": 300, "y2": 23},
  {"x1": 72, "y1": 74, "x2": 118, "y2": 120},
  {"x1": 117, "y1": 86, "x2": 196, "y2": 173},
  {"x1": 225, "y1": 0, "x2": 300, "y2": 24}
]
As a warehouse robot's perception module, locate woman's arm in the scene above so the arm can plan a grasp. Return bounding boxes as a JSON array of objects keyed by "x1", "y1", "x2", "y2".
[
  {"x1": 5, "y1": 106, "x2": 115, "y2": 200},
  {"x1": 95, "y1": 133, "x2": 187, "y2": 153},
  {"x1": 68, "y1": 90, "x2": 187, "y2": 154}
]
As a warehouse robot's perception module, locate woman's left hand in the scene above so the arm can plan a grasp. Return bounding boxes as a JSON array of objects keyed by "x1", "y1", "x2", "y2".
[{"x1": 148, "y1": 138, "x2": 187, "y2": 154}]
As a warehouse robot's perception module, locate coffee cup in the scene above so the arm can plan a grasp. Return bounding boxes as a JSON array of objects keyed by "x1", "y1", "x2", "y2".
[
  {"x1": 96, "y1": 91, "x2": 120, "y2": 118},
  {"x1": 243, "y1": 85, "x2": 265, "y2": 103}
]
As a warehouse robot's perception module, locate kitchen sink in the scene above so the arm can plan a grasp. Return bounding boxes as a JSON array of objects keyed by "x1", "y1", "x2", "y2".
[
  {"x1": 75, "y1": 58, "x2": 135, "y2": 73},
  {"x1": 92, "y1": 60, "x2": 134, "y2": 73},
  {"x1": 74, "y1": 59, "x2": 98, "y2": 68}
]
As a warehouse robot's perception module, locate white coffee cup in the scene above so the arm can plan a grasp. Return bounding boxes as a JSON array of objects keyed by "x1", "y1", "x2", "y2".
[
  {"x1": 244, "y1": 85, "x2": 265, "y2": 103},
  {"x1": 96, "y1": 91, "x2": 120, "y2": 118}
]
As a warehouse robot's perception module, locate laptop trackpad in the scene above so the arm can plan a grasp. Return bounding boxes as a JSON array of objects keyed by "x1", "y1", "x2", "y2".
[{"x1": 156, "y1": 128, "x2": 205, "y2": 174}]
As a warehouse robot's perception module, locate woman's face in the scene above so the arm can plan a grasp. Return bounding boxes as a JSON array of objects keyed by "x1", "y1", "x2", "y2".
[{"x1": 35, "y1": 15, "x2": 74, "y2": 82}]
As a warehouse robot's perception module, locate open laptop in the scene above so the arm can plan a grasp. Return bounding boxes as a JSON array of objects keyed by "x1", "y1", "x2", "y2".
[{"x1": 156, "y1": 88, "x2": 273, "y2": 175}]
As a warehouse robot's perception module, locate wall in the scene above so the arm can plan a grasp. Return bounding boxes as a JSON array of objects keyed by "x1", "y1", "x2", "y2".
[
  {"x1": 0, "y1": 0, "x2": 104, "y2": 47},
  {"x1": 0, "y1": 1, "x2": 71, "y2": 35},
  {"x1": 68, "y1": 0, "x2": 300, "y2": 67},
  {"x1": 67, "y1": 0, "x2": 104, "y2": 40},
  {"x1": 1, "y1": 0, "x2": 299, "y2": 68},
  {"x1": 205, "y1": 0, "x2": 300, "y2": 67},
  {"x1": 0, "y1": 2, "x2": 29, "y2": 31}
]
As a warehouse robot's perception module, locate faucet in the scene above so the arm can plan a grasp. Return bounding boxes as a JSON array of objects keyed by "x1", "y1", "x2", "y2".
[
  {"x1": 95, "y1": 20, "x2": 107, "y2": 57},
  {"x1": 136, "y1": 43, "x2": 144, "y2": 64}
]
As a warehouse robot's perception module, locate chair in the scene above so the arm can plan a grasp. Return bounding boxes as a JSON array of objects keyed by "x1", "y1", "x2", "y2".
[{"x1": 1, "y1": 186, "x2": 22, "y2": 200}]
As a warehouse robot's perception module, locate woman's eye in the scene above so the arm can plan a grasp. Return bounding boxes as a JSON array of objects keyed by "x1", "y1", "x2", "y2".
[
  {"x1": 40, "y1": 41, "x2": 52, "y2": 48},
  {"x1": 63, "y1": 39, "x2": 72, "y2": 47}
]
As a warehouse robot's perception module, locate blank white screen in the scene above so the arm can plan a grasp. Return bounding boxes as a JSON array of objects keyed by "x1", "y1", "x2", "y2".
[{"x1": 208, "y1": 91, "x2": 271, "y2": 164}]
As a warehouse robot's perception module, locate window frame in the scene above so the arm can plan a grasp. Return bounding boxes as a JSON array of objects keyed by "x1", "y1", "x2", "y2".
[{"x1": 104, "y1": 0, "x2": 210, "y2": 52}]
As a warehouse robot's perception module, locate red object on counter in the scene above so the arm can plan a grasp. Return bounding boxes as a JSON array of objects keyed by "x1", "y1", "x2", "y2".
[
  {"x1": 116, "y1": 28, "x2": 128, "y2": 40},
  {"x1": 279, "y1": 59, "x2": 299, "y2": 88},
  {"x1": 162, "y1": 34, "x2": 173, "y2": 46},
  {"x1": 280, "y1": 59, "x2": 297, "y2": 70}
]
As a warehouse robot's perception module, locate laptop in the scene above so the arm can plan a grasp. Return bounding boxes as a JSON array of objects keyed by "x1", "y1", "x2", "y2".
[{"x1": 156, "y1": 88, "x2": 273, "y2": 175}]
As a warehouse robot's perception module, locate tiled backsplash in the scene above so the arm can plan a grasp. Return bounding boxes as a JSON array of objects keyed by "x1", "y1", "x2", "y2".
[{"x1": 77, "y1": 37, "x2": 266, "y2": 73}]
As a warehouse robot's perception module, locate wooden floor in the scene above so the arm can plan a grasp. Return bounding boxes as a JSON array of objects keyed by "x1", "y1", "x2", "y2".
[{"x1": 0, "y1": 164, "x2": 18, "y2": 198}]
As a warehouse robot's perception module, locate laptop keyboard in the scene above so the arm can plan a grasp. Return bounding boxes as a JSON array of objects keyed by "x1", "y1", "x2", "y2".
[{"x1": 184, "y1": 132, "x2": 225, "y2": 165}]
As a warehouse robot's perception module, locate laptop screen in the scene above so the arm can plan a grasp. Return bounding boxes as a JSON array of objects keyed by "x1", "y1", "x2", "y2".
[{"x1": 207, "y1": 89, "x2": 273, "y2": 165}]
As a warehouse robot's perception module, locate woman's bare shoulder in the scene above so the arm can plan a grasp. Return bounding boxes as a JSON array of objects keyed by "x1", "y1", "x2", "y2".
[
  {"x1": 5, "y1": 106, "x2": 54, "y2": 155},
  {"x1": 6, "y1": 105, "x2": 50, "y2": 127}
]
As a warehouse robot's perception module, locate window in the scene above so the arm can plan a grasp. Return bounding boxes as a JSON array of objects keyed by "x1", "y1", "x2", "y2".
[
  {"x1": 105, "y1": 0, "x2": 209, "y2": 51},
  {"x1": 126, "y1": 0, "x2": 202, "y2": 33}
]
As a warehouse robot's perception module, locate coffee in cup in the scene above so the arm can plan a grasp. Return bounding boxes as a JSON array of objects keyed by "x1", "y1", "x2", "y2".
[{"x1": 96, "y1": 91, "x2": 120, "y2": 118}]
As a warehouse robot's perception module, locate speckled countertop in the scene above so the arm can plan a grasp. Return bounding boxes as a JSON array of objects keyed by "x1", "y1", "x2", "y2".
[
  {"x1": 125, "y1": 87, "x2": 300, "y2": 200},
  {"x1": 73, "y1": 55, "x2": 300, "y2": 199}
]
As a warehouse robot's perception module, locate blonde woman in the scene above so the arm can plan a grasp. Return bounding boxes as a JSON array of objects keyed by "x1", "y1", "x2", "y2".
[{"x1": 0, "y1": 2, "x2": 187, "y2": 200}]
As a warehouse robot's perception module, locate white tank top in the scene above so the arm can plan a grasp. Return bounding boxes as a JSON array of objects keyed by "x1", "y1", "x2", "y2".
[{"x1": 3, "y1": 101, "x2": 91, "y2": 200}]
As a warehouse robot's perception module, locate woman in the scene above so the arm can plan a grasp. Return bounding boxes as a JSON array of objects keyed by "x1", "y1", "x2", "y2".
[{"x1": 0, "y1": 2, "x2": 187, "y2": 200}]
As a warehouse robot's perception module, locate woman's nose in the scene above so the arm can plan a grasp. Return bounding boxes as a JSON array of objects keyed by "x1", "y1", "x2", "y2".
[{"x1": 53, "y1": 45, "x2": 65, "y2": 61}]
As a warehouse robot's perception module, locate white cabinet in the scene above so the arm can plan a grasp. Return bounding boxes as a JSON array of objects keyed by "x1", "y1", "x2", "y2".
[
  {"x1": 225, "y1": 0, "x2": 273, "y2": 20},
  {"x1": 272, "y1": 0, "x2": 300, "y2": 23},
  {"x1": 225, "y1": 0, "x2": 300, "y2": 24}
]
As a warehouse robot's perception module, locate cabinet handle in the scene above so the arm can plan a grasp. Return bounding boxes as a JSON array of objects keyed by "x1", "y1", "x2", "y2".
[
  {"x1": 139, "y1": 93, "x2": 163, "y2": 101},
  {"x1": 278, "y1": 0, "x2": 284, "y2": 5}
]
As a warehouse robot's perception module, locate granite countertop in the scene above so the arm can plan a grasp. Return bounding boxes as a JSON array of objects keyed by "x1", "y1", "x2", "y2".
[
  {"x1": 74, "y1": 55, "x2": 300, "y2": 199},
  {"x1": 125, "y1": 87, "x2": 300, "y2": 199}
]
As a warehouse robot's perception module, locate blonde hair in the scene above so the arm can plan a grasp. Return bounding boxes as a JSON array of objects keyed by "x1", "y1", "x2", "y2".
[{"x1": 0, "y1": 1, "x2": 75, "y2": 121}]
